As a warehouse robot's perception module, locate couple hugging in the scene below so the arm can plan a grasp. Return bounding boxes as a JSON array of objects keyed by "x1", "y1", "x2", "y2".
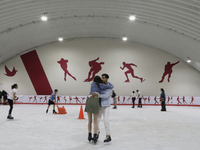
[{"x1": 85, "y1": 73, "x2": 114, "y2": 144}]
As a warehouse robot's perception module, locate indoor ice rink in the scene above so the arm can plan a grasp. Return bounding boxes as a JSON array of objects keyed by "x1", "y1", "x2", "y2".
[
  {"x1": 0, "y1": 105, "x2": 200, "y2": 150},
  {"x1": 1, "y1": 1, "x2": 200, "y2": 150}
]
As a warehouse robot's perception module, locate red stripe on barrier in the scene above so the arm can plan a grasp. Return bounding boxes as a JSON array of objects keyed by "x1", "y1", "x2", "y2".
[
  {"x1": 14, "y1": 103, "x2": 200, "y2": 107},
  {"x1": 20, "y1": 50, "x2": 53, "y2": 95}
]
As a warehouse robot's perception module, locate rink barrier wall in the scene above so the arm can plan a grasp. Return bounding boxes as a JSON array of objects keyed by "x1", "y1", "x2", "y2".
[
  {"x1": 12, "y1": 103, "x2": 200, "y2": 107},
  {"x1": 9, "y1": 95, "x2": 200, "y2": 107}
]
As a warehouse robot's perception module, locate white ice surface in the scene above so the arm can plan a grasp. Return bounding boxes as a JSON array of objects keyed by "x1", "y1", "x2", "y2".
[{"x1": 0, "y1": 105, "x2": 200, "y2": 150}]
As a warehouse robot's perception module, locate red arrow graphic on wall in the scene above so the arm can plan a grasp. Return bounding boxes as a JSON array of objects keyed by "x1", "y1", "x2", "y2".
[{"x1": 4, "y1": 65, "x2": 17, "y2": 77}]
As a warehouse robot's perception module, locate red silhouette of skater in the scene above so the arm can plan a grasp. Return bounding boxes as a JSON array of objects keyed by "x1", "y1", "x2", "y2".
[
  {"x1": 181, "y1": 96, "x2": 187, "y2": 104},
  {"x1": 15, "y1": 96, "x2": 19, "y2": 101},
  {"x1": 117, "y1": 96, "x2": 121, "y2": 103},
  {"x1": 190, "y1": 96, "x2": 194, "y2": 104},
  {"x1": 84, "y1": 57, "x2": 105, "y2": 82},
  {"x1": 177, "y1": 96, "x2": 182, "y2": 105},
  {"x1": 143, "y1": 97, "x2": 147, "y2": 104},
  {"x1": 32, "y1": 96, "x2": 37, "y2": 103},
  {"x1": 154, "y1": 96, "x2": 159, "y2": 104},
  {"x1": 122, "y1": 96, "x2": 126, "y2": 103},
  {"x1": 74, "y1": 96, "x2": 81, "y2": 103},
  {"x1": 81, "y1": 97, "x2": 86, "y2": 103},
  {"x1": 127, "y1": 97, "x2": 131, "y2": 102},
  {"x1": 167, "y1": 96, "x2": 171, "y2": 104},
  {"x1": 43, "y1": 96, "x2": 48, "y2": 103},
  {"x1": 159, "y1": 61, "x2": 180, "y2": 83},
  {"x1": 29, "y1": 97, "x2": 33, "y2": 102},
  {"x1": 39, "y1": 96, "x2": 43, "y2": 102},
  {"x1": 69, "y1": 96, "x2": 73, "y2": 103},
  {"x1": 120, "y1": 62, "x2": 145, "y2": 83},
  {"x1": 148, "y1": 96, "x2": 150, "y2": 103},
  {"x1": 57, "y1": 96, "x2": 61, "y2": 103},
  {"x1": 64, "y1": 96, "x2": 68, "y2": 103},
  {"x1": 57, "y1": 58, "x2": 76, "y2": 81}
]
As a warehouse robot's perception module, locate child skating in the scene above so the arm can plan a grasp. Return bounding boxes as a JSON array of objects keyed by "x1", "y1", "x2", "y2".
[{"x1": 46, "y1": 89, "x2": 58, "y2": 113}]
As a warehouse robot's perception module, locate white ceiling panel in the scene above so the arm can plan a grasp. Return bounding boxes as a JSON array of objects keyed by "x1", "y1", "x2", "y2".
[{"x1": 0, "y1": 0, "x2": 200, "y2": 72}]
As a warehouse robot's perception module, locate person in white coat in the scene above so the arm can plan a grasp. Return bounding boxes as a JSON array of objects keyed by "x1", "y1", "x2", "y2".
[
  {"x1": 136, "y1": 90, "x2": 143, "y2": 108},
  {"x1": 7, "y1": 84, "x2": 18, "y2": 119}
]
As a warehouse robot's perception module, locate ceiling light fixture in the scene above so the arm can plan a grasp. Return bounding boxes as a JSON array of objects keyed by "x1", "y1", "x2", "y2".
[
  {"x1": 41, "y1": 13, "x2": 48, "y2": 21},
  {"x1": 129, "y1": 15, "x2": 136, "y2": 21},
  {"x1": 122, "y1": 37, "x2": 128, "y2": 41},
  {"x1": 58, "y1": 37, "x2": 63, "y2": 41},
  {"x1": 187, "y1": 57, "x2": 191, "y2": 63}
]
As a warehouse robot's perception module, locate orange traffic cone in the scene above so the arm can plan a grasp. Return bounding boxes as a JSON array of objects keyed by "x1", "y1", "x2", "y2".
[{"x1": 78, "y1": 105, "x2": 85, "y2": 119}]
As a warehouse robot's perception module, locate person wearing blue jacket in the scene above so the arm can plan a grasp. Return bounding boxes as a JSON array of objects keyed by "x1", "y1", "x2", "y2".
[
  {"x1": 91, "y1": 74, "x2": 114, "y2": 143},
  {"x1": 46, "y1": 89, "x2": 58, "y2": 113},
  {"x1": 160, "y1": 88, "x2": 166, "y2": 111},
  {"x1": 85, "y1": 75, "x2": 113, "y2": 144}
]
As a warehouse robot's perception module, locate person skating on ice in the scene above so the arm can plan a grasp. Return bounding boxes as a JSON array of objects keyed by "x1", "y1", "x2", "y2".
[
  {"x1": 130, "y1": 91, "x2": 136, "y2": 108},
  {"x1": 85, "y1": 75, "x2": 113, "y2": 144},
  {"x1": 160, "y1": 88, "x2": 166, "y2": 111},
  {"x1": 91, "y1": 74, "x2": 114, "y2": 143},
  {"x1": 112, "y1": 90, "x2": 117, "y2": 109},
  {"x1": 46, "y1": 89, "x2": 58, "y2": 113},
  {"x1": 136, "y1": 90, "x2": 143, "y2": 108},
  {"x1": 7, "y1": 84, "x2": 18, "y2": 119}
]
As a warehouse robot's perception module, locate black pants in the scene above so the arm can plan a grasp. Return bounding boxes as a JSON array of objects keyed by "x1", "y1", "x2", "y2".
[
  {"x1": 161, "y1": 101, "x2": 166, "y2": 111},
  {"x1": 138, "y1": 98, "x2": 142, "y2": 108},
  {"x1": 132, "y1": 97, "x2": 136, "y2": 107},
  {"x1": 8, "y1": 99, "x2": 13, "y2": 115}
]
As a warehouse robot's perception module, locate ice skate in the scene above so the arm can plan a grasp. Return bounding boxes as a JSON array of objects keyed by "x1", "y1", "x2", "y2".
[
  {"x1": 104, "y1": 135, "x2": 111, "y2": 142},
  {"x1": 88, "y1": 133, "x2": 92, "y2": 142},
  {"x1": 7, "y1": 116, "x2": 14, "y2": 119},
  {"x1": 93, "y1": 134, "x2": 98, "y2": 144}
]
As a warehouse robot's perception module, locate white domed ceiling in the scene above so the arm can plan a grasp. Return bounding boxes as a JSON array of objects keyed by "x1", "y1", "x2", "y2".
[{"x1": 0, "y1": 0, "x2": 200, "y2": 71}]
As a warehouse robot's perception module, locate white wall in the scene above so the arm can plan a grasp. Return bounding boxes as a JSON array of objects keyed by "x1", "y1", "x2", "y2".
[{"x1": 0, "y1": 38, "x2": 200, "y2": 96}]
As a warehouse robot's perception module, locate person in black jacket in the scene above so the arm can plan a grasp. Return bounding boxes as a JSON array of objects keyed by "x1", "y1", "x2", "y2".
[
  {"x1": 112, "y1": 90, "x2": 117, "y2": 109},
  {"x1": 0, "y1": 91, "x2": 2, "y2": 105},
  {"x1": 160, "y1": 88, "x2": 166, "y2": 111},
  {"x1": 2, "y1": 90, "x2": 8, "y2": 105}
]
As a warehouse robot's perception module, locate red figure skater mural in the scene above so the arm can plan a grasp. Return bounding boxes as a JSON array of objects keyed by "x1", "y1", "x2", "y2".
[
  {"x1": 167, "y1": 96, "x2": 172, "y2": 104},
  {"x1": 190, "y1": 96, "x2": 194, "y2": 104},
  {"x1": 117, "y1": 96, "x2": 121, "y2": 104},
  {"x1": 148, "y1": 96, "x2": 150, "y2": 104},
  {"x1": 84, "y1": 57, "x2": 105, "y2": 82},
  {"x1": 57, "y1": 58, "x2": 76, "y2": 81},
  {"x1": 81, "y1": 97, "x2": 86, "y2": 103},
  {"x1": 43, "y1": 96, "x2": 48, "y2": 103},
  {"x1": 57, "y1": 96, "x2": 61, "y2": 103},
  {"x1": 143, "y1": 97, "x2": 147, "y2": 104},
  {"x1": 177, "y1": 96, "x2": 182, "y2": 105},
  {"x1": 69, "y1": 96, "x2": 73, "y2": 103},
  {"x1": 181, "y1": 96, "x2": 187, "y2": 104},
  {"x1": 74, "y1": 96, "x2": 81, "y2": 103},
  {"x1": 120, "y1": 62, "x2": 145, "y2": 83},
  {"x1": 32, "y1": 96, "x2": 37, "y2": 103},
  {"x1": 122, "y1": 96, "x2": 126, "y2": 103},
  {"x1": 159, "y1": 61, "x2": 180, "y2": 83},
  {"x1": 154, "y1": 96, "x2": 160, "y2": 104},
  {"x1": 64, "y1": 96, "x2": 68, "y2": 103}
]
